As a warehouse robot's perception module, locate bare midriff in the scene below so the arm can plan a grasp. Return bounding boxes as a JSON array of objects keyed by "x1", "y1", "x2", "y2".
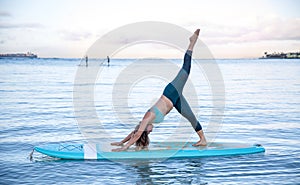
[{"x1": 153, "y1": 95, "x2": 173, "y2": 115}]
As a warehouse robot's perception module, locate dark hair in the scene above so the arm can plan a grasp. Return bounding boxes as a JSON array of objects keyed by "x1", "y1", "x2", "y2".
[{"x1": 133, "y1": 123, "x2": 150, "y2": 147}]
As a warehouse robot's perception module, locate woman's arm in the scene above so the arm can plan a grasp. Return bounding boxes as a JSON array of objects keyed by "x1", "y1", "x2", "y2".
[
  {"x1": 112, "y1": 111, "x2": 154, "y2": 152},
  {"x1": 111, "y1": 131, "x2": 134, "y2": 146}
]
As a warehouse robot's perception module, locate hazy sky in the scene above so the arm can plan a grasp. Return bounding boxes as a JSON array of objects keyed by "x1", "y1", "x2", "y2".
[{"x1": 0, "y1": 0, "x2": 299, "y2": 58}]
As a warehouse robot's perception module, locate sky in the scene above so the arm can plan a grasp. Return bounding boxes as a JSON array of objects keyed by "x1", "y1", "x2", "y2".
[{"x1": 0, "y1": 0, "x2": 299, "y2": 58}]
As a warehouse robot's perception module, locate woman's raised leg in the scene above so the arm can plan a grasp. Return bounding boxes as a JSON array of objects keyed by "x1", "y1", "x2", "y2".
[{"x1": 170, "y1": 29, "x2": 200, "y2": 94}]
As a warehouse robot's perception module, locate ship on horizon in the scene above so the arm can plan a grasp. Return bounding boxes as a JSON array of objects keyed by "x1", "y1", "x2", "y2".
[{"x1": 0, "y1": 52, "x2": 38, "y2": 59}]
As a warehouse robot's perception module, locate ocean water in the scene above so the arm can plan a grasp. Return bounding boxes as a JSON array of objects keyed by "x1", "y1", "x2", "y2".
[{"x1": 0, "y1": 58, "x2": 299, "y2": 184}]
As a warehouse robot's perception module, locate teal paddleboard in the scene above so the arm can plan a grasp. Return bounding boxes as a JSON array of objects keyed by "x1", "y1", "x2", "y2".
[{"x1": 34, "y1": 142, "x2": 265, "y2": 160}]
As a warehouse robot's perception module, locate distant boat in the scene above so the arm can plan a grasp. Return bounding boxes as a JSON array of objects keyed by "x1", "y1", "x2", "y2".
[
  {"x1": 0, "y1": 52, "x2": 38, "y2": 59},
  {"x1": 260, "y1": 51, "x2": 300, "y2": 59}
]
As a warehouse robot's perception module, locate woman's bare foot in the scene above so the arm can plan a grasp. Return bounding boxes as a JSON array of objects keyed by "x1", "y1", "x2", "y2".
[
  {"x1": 188, "y1": 29, "x2": 200, "y2": 51},
  {"x1": 192, "y1": 129, "x2": 207, "y2": 146},
  {"x1": 192, "y1": 139, "x2": 207, "y2": 147},
  {"x1": 190, "y1": 29, "x2": 200, "y2": 42}
]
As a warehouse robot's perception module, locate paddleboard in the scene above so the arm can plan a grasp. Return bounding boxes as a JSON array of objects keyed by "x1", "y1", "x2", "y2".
[{"x1": 34, "y1": 142, "x2": 265, "y2": 160}]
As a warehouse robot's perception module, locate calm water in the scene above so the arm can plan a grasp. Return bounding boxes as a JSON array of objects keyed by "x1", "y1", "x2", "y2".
[{"x1": 0, "y1": 58, "x2": 299, "y2": 184}]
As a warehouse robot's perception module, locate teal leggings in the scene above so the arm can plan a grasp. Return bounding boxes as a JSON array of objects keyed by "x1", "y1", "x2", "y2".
[{"x1": 163, "y1": 50, "x2": 202, "y2": 131}]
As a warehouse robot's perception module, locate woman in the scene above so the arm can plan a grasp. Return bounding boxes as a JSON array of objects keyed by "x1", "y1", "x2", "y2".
[{"x1": 111, "y1": 29, "x2": 207, "y2": 152}]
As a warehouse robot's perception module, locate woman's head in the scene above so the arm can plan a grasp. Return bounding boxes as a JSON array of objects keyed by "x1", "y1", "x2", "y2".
[{"x1": 134, "y1": 123, "x2": 153, "y2": 147}]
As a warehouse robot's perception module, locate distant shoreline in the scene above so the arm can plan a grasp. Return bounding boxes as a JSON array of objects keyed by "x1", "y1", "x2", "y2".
[
  {"x1": 260, "y1": 51, "x2": 300, "y2": 59},
  {"x1": 0, "y1": 52, "x2": 37, "y2": 59}
]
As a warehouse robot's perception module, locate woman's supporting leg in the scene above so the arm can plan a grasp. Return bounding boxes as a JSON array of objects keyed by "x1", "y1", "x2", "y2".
[
  {"x1": 174, "y1": 95, "x2": 201, "y2": 131},
  {"x1": 174, "y1": 95, "x2": 207, "y2": 146}
]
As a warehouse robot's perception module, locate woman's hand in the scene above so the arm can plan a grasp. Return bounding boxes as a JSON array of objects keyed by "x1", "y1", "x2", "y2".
[
  {"x1": 111, "y1": 142, "x2": 123, "y2": 146},
  {"x1": 112, "y1": 147, "x2": 127, "y2": 152}
]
